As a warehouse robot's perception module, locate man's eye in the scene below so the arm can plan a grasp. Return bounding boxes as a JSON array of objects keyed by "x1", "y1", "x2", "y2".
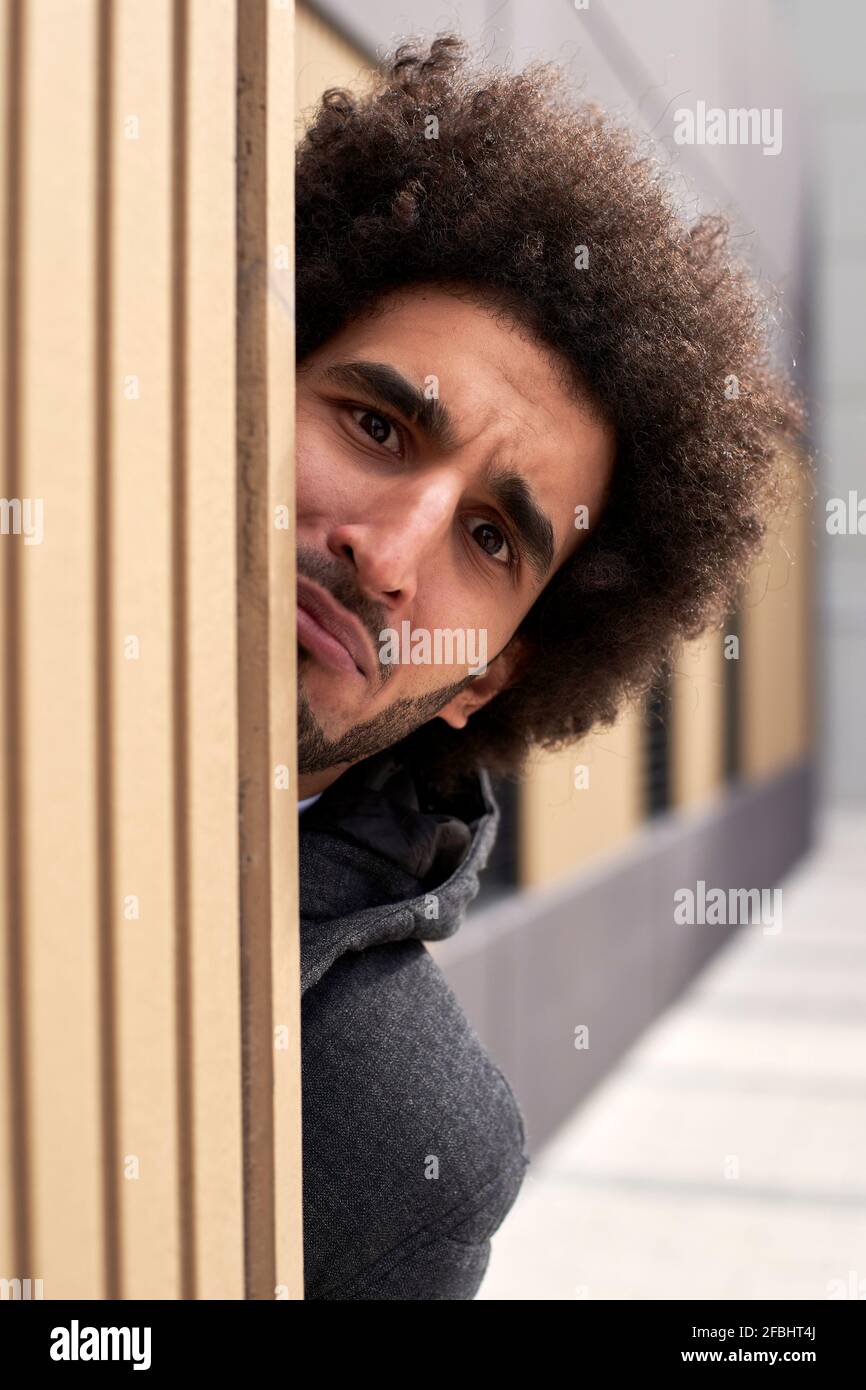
[
  {"x1": 466, "y1": 515, "x2": 512, "y2": 566},
  {"x1": 350, "y1": 407, "x2": 402, "y2": 455}
]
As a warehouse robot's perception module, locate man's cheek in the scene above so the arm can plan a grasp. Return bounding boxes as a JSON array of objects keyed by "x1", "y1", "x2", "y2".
[
  {"x1": 294, "y1": 444, "x2": 326, "y2": 515},
  {"x1": 295, "y1": 449, "x2": 359, "y2": 522}
]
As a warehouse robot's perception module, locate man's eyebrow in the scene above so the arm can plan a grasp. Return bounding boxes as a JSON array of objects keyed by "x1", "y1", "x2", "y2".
[
  {"x1": 484, "y1": 464, "x2": 556, "y2": 581},
  {"x1": 323, "y1": 359, "x2": 459, "y2": 450}
]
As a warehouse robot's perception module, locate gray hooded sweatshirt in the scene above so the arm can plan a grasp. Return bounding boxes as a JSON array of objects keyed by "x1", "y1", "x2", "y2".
[{"x1": 299, "y1": 748, "x2": 531, "y2": 1300}]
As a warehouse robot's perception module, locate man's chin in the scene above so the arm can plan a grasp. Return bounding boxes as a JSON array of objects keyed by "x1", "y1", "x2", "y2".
[
  {"x1": 296, "y1": 664, "x2": 470, "y2": 776},
  {"x1": 297, "y1": 682, "x2": 363, "y2": 741}
]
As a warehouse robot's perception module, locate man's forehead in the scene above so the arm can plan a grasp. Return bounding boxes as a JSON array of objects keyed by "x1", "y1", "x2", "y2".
[
  {"x1": 317, "y1": 351, "x2": 584, "y2": 457},
  {"x1": 323, "y1": 287, "x2": 589, "y2": 431}
]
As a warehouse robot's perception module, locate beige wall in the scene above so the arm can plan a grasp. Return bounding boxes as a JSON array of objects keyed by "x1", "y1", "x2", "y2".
[
  {"x1": 519, "y1": 705, "x2": 644, "y2": 888},
  {"x1": 741, "y1": 449, "x2": 814, "y2": 781},
  {"x1": 670, "y1": 631, "x2": 725, "y2": 813},
  {"x1": 295, "y1": 1, "x2": 371, "y2": 135},
  {"x1": 1, "y1": 0, "x2": 301, "y2": 1301}
]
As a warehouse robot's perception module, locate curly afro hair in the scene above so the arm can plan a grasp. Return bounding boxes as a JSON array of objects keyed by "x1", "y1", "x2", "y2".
[{"x1": 295, "y1": 33, "x2": 804, "y2": 792}]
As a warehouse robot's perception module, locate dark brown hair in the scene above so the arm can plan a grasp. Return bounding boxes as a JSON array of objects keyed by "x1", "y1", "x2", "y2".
[{"x1": 295, "y1": 34, "x2": 804, "y2": 792}]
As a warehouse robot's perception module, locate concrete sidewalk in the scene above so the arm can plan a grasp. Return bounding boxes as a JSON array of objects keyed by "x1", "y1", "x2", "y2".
[{"x1": 479, "y1": 811, "x2": 866, "y2": 1300}]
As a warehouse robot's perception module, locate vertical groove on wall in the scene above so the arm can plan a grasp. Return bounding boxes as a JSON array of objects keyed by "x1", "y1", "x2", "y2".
[
  {"x1": 95, "y1": 0, "x2": 121, "y2": 1301},
  {"x1": 724, "y1": 603, "x2": 742, "y2": 784},
  {"x1": 2, "y1": 0, "x2": 29, "y2": 1283},
  {"x1": 171, "y1": 0, "x2": 196, "y2": 1302},
  {"x1": 236, "y1": 0, "x2": 277, "y2": 1300}
]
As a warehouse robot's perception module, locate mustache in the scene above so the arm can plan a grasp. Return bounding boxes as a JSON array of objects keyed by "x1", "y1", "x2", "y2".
[{"x1": 296, "y1": 545, "x2": 393, "y2": 684}]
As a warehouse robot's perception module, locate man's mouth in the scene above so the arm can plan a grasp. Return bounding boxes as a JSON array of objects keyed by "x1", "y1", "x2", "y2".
[{"x1": 296, "y1": 575, "x2": 375, "y2": 679}]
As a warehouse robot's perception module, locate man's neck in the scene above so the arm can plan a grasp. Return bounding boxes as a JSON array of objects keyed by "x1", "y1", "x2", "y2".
[{"x1": 297, "y1": 761, "x2": 353, "y2": 799}]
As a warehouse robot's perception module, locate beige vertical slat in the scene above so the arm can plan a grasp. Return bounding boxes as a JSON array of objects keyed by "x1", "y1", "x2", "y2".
[
  {"x1": 268, "y1": 0, "x2": 303, "y2": 1302},
  {"x1": 237, "y1": 0, "x2": 302, "y2": 1301},
  {"x1": 670, "y1": 632, "x2": 725, "y2": 811},
  {"x1": 0, "y1": 0, "x2": 21, "y2": 1287},
  {"x1": 17, "y1": 0, "x2": 104, "y2": 1296},
  {"x1": 741, "y1": 451, "x2": 812, "y2": 781},
  {"x1": 519, "y1": 705, "x2": 644, "y2": 888},
  {"x1": 111, "y1": 0, "x2": 180, "y2": 1298},
  {"x1": 186, "y1": 0, "x2": 244, "y2": 1298}
]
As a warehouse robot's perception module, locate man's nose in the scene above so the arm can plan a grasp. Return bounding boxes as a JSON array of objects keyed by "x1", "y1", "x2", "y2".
[{"x1": 326, "y1": 476, "x2": 457, "y2": 610}]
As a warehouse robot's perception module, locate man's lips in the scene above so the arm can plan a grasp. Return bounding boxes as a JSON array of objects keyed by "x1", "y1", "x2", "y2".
[{"x1": 296, "y1": 575, "x2": 376, "y2": 678}]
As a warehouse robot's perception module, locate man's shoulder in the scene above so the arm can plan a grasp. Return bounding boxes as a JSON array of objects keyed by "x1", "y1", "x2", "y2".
[{"x1": 301, "y1": 937, "x2": 529, "y2": 1299}]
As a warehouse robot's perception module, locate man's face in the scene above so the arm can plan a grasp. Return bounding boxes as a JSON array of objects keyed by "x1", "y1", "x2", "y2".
[{"x1": 295, "y1": 284, "x2": 616, "y2": 784}]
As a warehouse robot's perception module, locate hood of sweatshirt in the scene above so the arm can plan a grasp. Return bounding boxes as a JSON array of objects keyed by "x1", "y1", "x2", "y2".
[{"x1": 298, "y1": 748, "x2": 499, "y2": 996}]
